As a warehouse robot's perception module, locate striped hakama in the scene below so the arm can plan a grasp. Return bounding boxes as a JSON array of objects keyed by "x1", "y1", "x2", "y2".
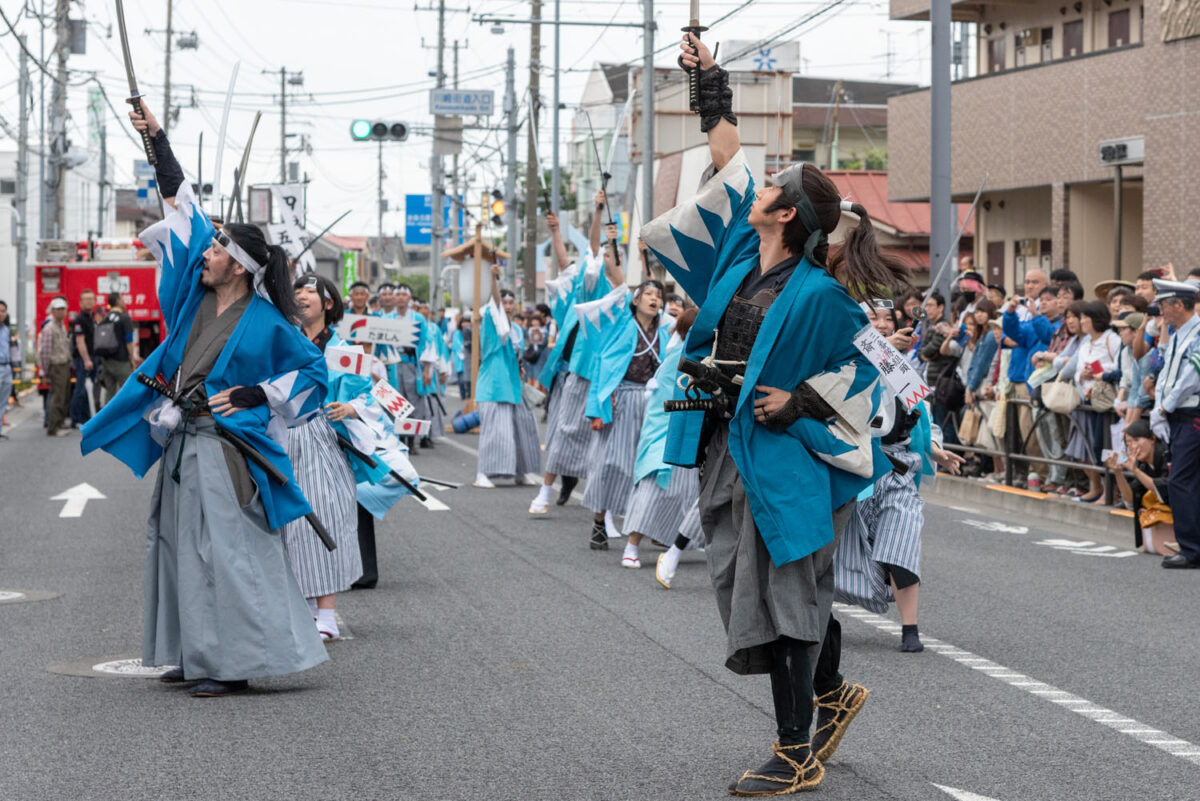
[
  {"x1": 419, "y1": 391, "x2": 445, "y2": 440},
  {"x1": 676, "y1": 499, "x2": 705, "y2": 550},
  {"x1": 545, "y1": 372, "x2": 592, "y2": 477},
  {"x1": 834, "y1": 448, "x2": 924, "y2": 614},
  {"x1": 281, "y1": 416, "x2": 363, "y2": 599},
  {"x1": 143, "y1": 417, "x2": 328, "y2": 681},
  {"x1": 541, "y1": 371, "x2": 567, "y2": 456},
  {"x1": 477, "y1": 400, "x2": 542, "y2": 478},
  {"x1": 583, "y1": 380, "x2": 647, "y2": 516},
  {"x1": 623, "y1": 467, "x2": 700, "y2": 546}
]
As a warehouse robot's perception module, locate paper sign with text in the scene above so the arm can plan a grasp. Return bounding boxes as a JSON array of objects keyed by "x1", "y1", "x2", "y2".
[
  {"x1": 370, "y1": 380, "x2": 416, "y2": 420},
  {"x1": 326, "y1": 345, "x2": 369, "y2": 376},
  {"x1": 338, "y1": 314, "x2": 420, "y2": 350},
  {"x1": 394, "y1": 418, "x2": 432, "y2": 437},
  {"x1": 852, "y1": 324, "x2": 931, "y2": 411}
]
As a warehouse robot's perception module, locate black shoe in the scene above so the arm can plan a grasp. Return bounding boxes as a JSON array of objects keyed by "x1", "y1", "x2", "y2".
[
  {"x1": 727, "y1": 742, "x2": 823, "y2": 796},
  {"x1": 589, "y1": 520, "x2": 608, "y2": 550},
  {"x1": 557, "y1": 475, "x2": 578, "y2": 506},
  {"x1": 187, "y1": 679, "x2": 249, "y2": 697},
  {"x1": 1162, "y1": 554, "x2": 1200, "y2": 569},
  {"x1": 811, "y1": 681, "x2": 870, "y2": 763},
  {"x1": 900, "y1": 625, "x2": 924, "y2": 653},
  {"x1": 158, "y1": 667, "x2": 188, "y2": 683},
  {"x1": 420, "y1": 437, "x2": 434, "y2": 449},
  {"x1": 351, "y1": 579, "x2": 377, "y2": 589}
]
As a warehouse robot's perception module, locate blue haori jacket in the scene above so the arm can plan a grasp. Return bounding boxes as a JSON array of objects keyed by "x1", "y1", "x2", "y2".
[
  {"x1": 538, "y1": 252, "x2": 611, "y2": 387},
  {"x1": 640, "y1": 148, "x2": 889, "y2": 567},
  {"x1": 79, "y1": 183, "x2": 328, "y2": 532},
  {"x1": 476, "y1": 300, "x2": 524, "y2": 405},
  {"x1": 633, "y1": 338, "x2": 688, "y2": 488},
  {"x1": 575, "y1": 285, "x2": 671, "y2": 425}
]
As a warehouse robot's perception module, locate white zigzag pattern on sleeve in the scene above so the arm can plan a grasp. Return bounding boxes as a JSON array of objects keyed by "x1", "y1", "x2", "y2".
[{"x1": 576, "y1": 285, "x2": 629, "y2": 331}]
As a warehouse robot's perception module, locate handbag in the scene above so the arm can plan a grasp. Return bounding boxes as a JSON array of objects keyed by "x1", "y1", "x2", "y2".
[
  {"x1": 1089, "y1": 380, "x2": 1117, "y2": 412},
  {"x1": 933, "y1": 363, "x2": 966, "y2": 413},
  {"x1": 957, "y1": 406, "x2": 982, "y2": 445},
  {"x1": 1042, "y1": 379, "x2": 1081, "y2": 415}
]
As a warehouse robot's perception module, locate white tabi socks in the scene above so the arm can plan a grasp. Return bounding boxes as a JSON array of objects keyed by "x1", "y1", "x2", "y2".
[
  {"x1": 657, "y1": 545, "x2": 682, "y2": 589},
  {"x1": 474, "y1": 472, "x2": 496, "y2": 489},
  {"x1": 529, "y1": 483, "x2": 553, "y2": 514},
  {"x1": 316, "y1": 608, "x2": 340, "y2": 641},
  {"x1": 604, "y1": 510, "x2": 622, "y2": 540},
  {"x1": 621, "y1": 542, "x2": 641, "y2": 569}
]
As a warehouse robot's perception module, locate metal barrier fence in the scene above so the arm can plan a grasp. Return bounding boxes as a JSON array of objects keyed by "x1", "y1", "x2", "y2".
[{"x1": 939, "y1": 397, "x2": 1121, "y2": 505}]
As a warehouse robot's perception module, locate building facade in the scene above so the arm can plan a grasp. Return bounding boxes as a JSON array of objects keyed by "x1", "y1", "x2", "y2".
[{"x1": 886, "y1": 0, "x2": 1196, "y2": 293}]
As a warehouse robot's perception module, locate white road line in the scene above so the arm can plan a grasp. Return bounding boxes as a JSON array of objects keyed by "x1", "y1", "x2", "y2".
[
  {"x1": 835, "y1": 603, "x2": 1200, "y2": 766},
  {"x1": 436, "y1": 436, "x2": 479, "y2": 457},
  {"x1": 410, "y1": 494, "x2": 450, "y2": 511}
]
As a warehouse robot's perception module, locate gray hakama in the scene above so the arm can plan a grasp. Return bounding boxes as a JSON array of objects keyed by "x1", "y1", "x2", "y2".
[
  {"x1": 582, "y1": 380, "x2": 647, "y2": 516},
  {"x1": 622, "y1": 467, "x2": 700, "y2": 546},
  {"x1": 281, "y1": 415, "x2": 363, "y2": 599},
  {"x1": 699, "y1": 425, "x2": 853, "y2": 675},
  {"x1": 394, "y1": 359, "x2": 419, "y2": 401},
  {"x1": 418, "y1": 391, "x2": 445, "y2": 440},
  {"x1": 544, "y1": 372, "x2": 593, "y2": 477},
  {"x1": 143, "y1": 417, "x2": 328, "y2": 681},
  {"x1": 542, "y1": 371, "x2": 567, "y2": 456},
  {"x1": 833, "y1": 447, "x2": 924, "y2": 614},
  {"x1": 477, "y1": 400, "x2": 542, "y2": 478}
]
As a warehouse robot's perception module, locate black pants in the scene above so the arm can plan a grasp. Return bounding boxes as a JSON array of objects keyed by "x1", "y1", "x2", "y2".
[
  {"x1": 770, "y1": 615, "x2": 843, "y2": 746},
  {"x1": 356, "y1": 503, "x2": 378, "y2": 586}
]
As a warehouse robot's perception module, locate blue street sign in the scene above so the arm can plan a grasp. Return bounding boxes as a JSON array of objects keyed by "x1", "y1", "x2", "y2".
[
  {"x1": 429, "y1": 89, "x2": 495, "y2": 116},
  {"x1": 405, "y1": 194, "x2": 465, "y2": 246}
]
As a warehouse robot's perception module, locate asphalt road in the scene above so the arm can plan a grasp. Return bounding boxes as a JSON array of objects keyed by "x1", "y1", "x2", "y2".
[{"x1": 3, "y1": 399, "x2": 1199, "y2": 801}]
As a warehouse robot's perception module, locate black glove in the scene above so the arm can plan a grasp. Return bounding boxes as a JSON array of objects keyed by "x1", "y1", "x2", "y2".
[
  {"x1": 151, "y1": 129, "x2": 186, "y2": 198},
  {"x1": 228, "y1": 385, "x2": 268, "y2": 409},
  {"x1": 761, "y1": 382, "x2": 836, "y2": 431},
  {"x1": 697, "y1": 65, "x2": 737, "y2": 133}
]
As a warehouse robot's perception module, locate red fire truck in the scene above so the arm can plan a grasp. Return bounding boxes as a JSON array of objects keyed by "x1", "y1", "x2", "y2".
[{"x1": 34, "y1": 240, "x2": 165, "y2": 359}]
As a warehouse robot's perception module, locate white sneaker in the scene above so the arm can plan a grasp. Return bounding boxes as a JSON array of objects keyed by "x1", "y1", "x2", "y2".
[
  {"x1": 604, "y1": 510, "x2": 622, "y2": 539},
  {"x1": 529, "y1": 484, "x2": 552, "y2": 514},
  {"x1": 474, "y1": 472, "x2": 496, "y2": 489},
  {"x1": 656, "y1": 547, "x2": 681, "y2": 589}
]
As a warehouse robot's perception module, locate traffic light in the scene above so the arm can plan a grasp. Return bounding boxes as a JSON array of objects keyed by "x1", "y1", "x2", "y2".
[
  {"x1": 490, "y1": 189, "x2": 505, "y2": 227},
  {"x1": 350, "y1": 120, "x2": 409, "y2": 142}
]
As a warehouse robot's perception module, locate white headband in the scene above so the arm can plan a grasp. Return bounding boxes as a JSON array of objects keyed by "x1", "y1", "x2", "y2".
[
  {"x1": 840, "y1": 199, "x2": 854, "y2": 212},
  {"x1": 213, "y1": 230, "x2": 264, "y2": 276}
]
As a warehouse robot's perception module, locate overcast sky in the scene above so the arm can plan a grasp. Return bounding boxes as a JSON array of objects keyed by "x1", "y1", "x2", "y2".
[{"x1": 0, "y1": 0, "x2": 931, "y2": 237}]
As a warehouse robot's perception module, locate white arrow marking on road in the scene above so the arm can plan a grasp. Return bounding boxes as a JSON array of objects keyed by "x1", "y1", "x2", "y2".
[
  {"x1": 960, "y1": 519, "x2": 1029, "y2": 534},
  {"x1": 933, "y1": 784, "x2": 1005, "y2": 801},
  {"x1": 50, "y1": 483, "x2": 106, "y2": 518},
  {"x1": 1035, "y1": 538, "x2": 1138, "y2": 557}
]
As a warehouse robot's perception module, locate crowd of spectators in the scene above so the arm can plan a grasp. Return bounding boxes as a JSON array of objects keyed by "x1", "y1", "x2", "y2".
[{"x1": 898, "y1": 260, "x2": 1200, "y2": 567}]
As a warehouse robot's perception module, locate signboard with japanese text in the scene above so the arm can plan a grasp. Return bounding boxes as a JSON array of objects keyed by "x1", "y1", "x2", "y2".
[
  {"x1": 337, "y1": 313, "x2": 420, "y2": 350},
  {"x1": 370, "y1": 380, "x2": 416, "y2": 421},
  {"x1": 266, "y1": 183, "x2": 316, "y2": 273},
  {"x1": 429, "y1": 89, "x2": 494, "y2": 116},
  {"x1": 852, "y1": 324, "x2": 931, "y2": 411},
  {"x1": 404, "y1": 194, "x2": 465, "y2": 246}
]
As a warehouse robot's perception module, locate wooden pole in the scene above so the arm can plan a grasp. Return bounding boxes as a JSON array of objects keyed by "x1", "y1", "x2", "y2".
[{"x1": 467, "y1": 220, "x2": 483, "y2": 413}]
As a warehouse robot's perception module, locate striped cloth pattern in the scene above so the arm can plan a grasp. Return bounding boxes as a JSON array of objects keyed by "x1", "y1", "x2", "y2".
[
  {"x1": 478, "y1": 400, "x2": 542, "y2": 478},
  {"x1": 542, "y1": 372, "x2": 566, "y2": 458},
  {"x1": 833, "y1": 447, "x2": 924, "y2": 613},
  {"x1": 419, "y1": 392, "x2": 444, "y2": 440},
  {"x1": 677, "y1": 500, "x2": 705, "y2": 550},
  {"x1": 583, "y1": 381, "x2": 647, "y2": 515},
  {"x1": 622, "y1": 467, "x2": 700, "y2": 545},
  {"x1": 280, "y1": 416, "x2": 363, "y2": 599},
  {"x1": 545, "y1": 372, "x2": 592, "y2": 477}
]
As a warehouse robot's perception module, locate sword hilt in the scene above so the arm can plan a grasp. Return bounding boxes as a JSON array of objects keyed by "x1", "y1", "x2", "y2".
[
  {"x1": 129, "y1": 95, "x2": 158, "y2": 167},
  {"x1": 681, "y1": 24, "x2": 709, "y2": 114}
]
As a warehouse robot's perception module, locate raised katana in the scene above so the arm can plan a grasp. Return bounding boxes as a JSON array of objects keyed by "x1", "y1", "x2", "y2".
[
  {"x1": 211, "y1": 62, "x2": 240, "y2": 220},
  {"x1": 682, "y1": 0, "x2": 708, "y2": 114},
  {"x1": 581, "y1": 110, "x2": 621, "y2": 267},
  {"x1": 292, "y1": 209, "x2": 353, "y2": 261},
  {"x1": 114, "y1": 0, "x2": 156, "y2": 165},
  {"x1": 224, "y1": 111, "x2": 262, "y2": 224},
  {"x1": 525, "y1": 90, "x2": 552, "y2": 211}
]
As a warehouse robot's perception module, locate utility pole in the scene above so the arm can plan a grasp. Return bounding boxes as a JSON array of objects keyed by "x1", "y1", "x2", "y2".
[
  {"x1": 449, "y1": 39, "x2": 461, "y2": 251},
  {"x1": 263, "y1": 67, "x2": 304, "y2": 184},
  {"x1": 825, "y1": 80, "x2": 844, "y2": 169},
  {"x1": 16, "y1": 35, "x2": 30, "y2": 348},
  {"x1": 38, "y1": 0, "x2": 47, "y2": 240},
  {"x1": 504, "y1": 46, "x2": 519, "y2": 284},
  {"x1": 377, "y1": 140, "x2": 385, "y2": 249},
  {"x1": 96, "y1": 105, "x2": 107, "y2": 237},
  {"x1": 551, "y1": 0, "x2": 560, "y2": 216},
  {"x1": 51, "y1": 0, "x2": 69, "y2": 237},
  {"x1": 523, "y1": 0, "x2": 542, "y2": 305},
  {"x1": 641, "y1": 0, "x2": 654, "y2": 249},
  {"x1": 930, "y1": 0, "x2": 953, "y2": 299},
  {"x1": 430, "y1": 0, "x2": 446, "y2": 310},
  {"x1": 164, "y1": 0, "x2": 173, "y2": 136}
]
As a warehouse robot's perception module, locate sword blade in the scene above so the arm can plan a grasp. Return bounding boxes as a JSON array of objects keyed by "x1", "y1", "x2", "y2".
[
  {"x1": 225, "y1": 111, "x2": 262, "y2": 223},
  {"x1": 211, "y1": 62, "x2": 240, "y2": 219},
  {"x1": 114, "y1": 0, "x2": 139, "y2": 97},
  {"x1": 293, "y1": 209, "x2": 353, "y2": 260},
  {"x1": 525, "y1": 91, "x2": 548, "y2": 193},
  {"x1": 605, "y1": 89, "x2": 636, "y2": 178}
]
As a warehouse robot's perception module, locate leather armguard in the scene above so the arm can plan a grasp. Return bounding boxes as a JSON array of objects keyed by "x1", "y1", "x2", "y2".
[
  {"x1": 762, "y1": 381, "x2": 837, "y2": 431},
  {"x1": 151, "y1": 130, "x2": 186, "y2": 199},
  {"x1": 228, "y1": 385, "x2": 268, "y2": 409},
  {"x1": 697, "y1": 65, "x2": 738, "y2": 133}
]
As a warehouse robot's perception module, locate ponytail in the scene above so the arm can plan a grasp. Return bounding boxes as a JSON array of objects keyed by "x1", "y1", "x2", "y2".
[{"x1": 826, "y1": 203, "x2": 912, "y2": 303}]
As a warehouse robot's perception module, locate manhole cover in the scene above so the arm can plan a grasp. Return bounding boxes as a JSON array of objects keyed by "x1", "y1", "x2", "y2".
[
  {"x1": 0, "y1": 589, "x2": 62, "y2": 605},
  {"x1": 48, "y1": 654, "x2": 175, "y2": 679},
  {"x1": 92, "y1": 658, "x2": 177, "y2": 677}
]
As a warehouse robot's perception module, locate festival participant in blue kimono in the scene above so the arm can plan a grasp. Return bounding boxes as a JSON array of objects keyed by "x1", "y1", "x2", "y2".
[
  {"x1": 619, "y1": 307, "x2": 699, "y2": 569},
  {"x1": 416, "y1": 313, "x2": 450, "y2": 448},
  {"x1": 640, "y1": 39, "x2": 911, "y2": 794},
  {"x1": 81, "y1": 102, "x2": 328, "y2": 698},
  {"x1": 834, "y1": 303, "x2": 963, "y2": 656},
  {"x1": 474, "y1": 263, "x2": 541, "y2": 487},
  {"x1": 450, "y1": 318, "x2": 470, "y2": 398},
  {"x1": 575, "y1": 223, "x2": 671, "y2": 550},
  {"x1": 284, "y1": 274, "x2": 365, "y2": 641},
  {"x1": 386, "y1": 283, "x2": 432, "y2": 452},
  {"x1": 528, "y1": 198, "x2": 611, "y2": 514}
]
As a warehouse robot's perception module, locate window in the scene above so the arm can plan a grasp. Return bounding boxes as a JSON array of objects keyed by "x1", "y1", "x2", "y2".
[
  {"x1": 0, "y1": 179, "x2": 15, "y2": 195},
  {"x1": 1040, "y1": 27, "x2": 1054, "y2": 61},
  {"x1": 1063, "y1": 20, "x2": 1083, "y2": 57},
  {"x1": 1109, "y1": 9, "x2": 1130, "y2": 48},
  {"x1": 792, "y1": 148, "x2": 816, "y2": 163},
  {"x1": 989, "y1": 37, "x2": 1006, "y2": 72}
]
